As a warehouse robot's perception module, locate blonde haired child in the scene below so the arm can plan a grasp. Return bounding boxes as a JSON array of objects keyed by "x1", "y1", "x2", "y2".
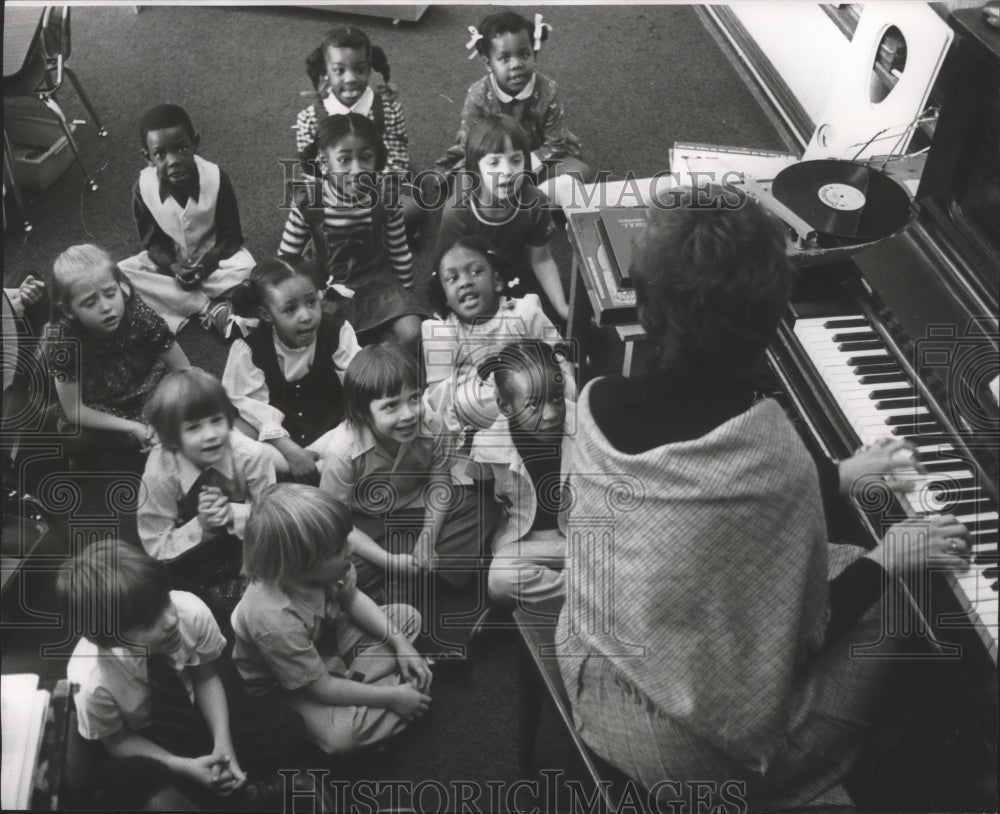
[
  {"x1": 231, "y1": 483, "x2": 432, "y2": 754},
  {"x1": 43, "y1": 244, "x2": 189, "y2": 467}
]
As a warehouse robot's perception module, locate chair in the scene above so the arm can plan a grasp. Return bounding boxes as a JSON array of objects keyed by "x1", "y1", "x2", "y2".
[{"x1": 3, "y1": 5, "x2": 106, "y2": 197}]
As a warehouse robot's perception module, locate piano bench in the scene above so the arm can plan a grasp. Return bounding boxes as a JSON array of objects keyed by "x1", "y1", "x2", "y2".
[{"x1": 513, "y1": 601, "x2": 631, "y2": 811}]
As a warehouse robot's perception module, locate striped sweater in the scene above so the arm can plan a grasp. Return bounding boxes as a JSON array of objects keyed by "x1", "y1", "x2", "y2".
[{"x1": 278, "y1": 178, "x2": 413, "y2": 290}]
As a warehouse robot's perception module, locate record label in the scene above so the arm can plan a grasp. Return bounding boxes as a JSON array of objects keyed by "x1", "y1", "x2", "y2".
[{"x1": 817, "y1": 183, "x2": 866, "y2": 211}]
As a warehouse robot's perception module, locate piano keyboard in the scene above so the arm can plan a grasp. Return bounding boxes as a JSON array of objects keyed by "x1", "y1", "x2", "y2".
[{"x1": 793, "y1": 315, "x2": 998, "y2": 661}]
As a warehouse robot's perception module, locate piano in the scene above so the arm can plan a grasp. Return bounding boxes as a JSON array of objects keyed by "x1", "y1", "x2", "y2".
[{"x1": 764, "y1": 6, "x2": 998, "y2": 805}]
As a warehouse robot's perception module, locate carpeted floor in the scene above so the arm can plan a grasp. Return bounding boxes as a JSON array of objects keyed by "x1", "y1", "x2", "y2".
[{"x1": 3, "y1": 5, "x2": 792, "y2": 810}]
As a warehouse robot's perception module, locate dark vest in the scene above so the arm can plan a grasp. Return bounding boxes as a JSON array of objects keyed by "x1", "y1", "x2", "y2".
[{"x1": 245, "y1": 311, "x2": 346, "y2": 446}]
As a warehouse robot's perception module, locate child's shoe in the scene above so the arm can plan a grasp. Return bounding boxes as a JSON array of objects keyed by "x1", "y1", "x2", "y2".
[{"x1": 199, "y1": 298, "x2": 236, "y2": 338}]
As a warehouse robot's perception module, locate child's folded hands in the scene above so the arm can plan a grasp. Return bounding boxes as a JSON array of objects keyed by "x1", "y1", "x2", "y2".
[{"x1": 197, "y1": 486, "x2": 233, "y2": 530}]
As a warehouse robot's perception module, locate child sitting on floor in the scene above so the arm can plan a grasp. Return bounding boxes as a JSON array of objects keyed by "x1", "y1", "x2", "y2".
[
  {"x1": 279, "y1": 113, "x2": 427, "y2": 356},
  {"x1": 42, "y1": 244, "x2": 189, "y2": 470},
  {"x1": 294, "y1": 24, "x2": 424, "y2": 237},
  {"x1": 224, "y1": 257, "x2": 359, "y2": 481},
  {"x1": 434, "y1": 114, "x2": 569, "y2": 324},
  {"x1": 118, "y1": 103, "x2": 255, "y2": 337},
  {"x1": 60, "y1": 539, "x2": 307, "y2": 811},
  {"x1": 472, "y1": 339, "x2": 575, "y2": 607},
  {"x1": 434, "y1": 10, "x2": 594, "y2": 205},
  {"x1": 231, "y1": 483, "x2": 432, "y2": 755},
  {"x1": 319, "y1": 343, "x2": 496, "y2": 599},
  {"x1": 139, "y1": 368, "x2": 275, "y2": 622},
  {"x1": 422, "y1": 237, "x2": 572, "y2": 436}
]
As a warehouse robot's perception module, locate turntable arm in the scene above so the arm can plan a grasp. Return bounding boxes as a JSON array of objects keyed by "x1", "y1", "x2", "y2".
[{"x1": 739, "y1": 175, "x2": 819, "y2": 249}]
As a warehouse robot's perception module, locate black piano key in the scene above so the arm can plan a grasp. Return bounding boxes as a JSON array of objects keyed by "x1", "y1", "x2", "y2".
[
  {"x1": 832, "y1": 331, "x2": 877, "y2": 342},
  {"x1": 847, "y1": 356, "x2": 893, "y2": 368},
  {"x1": 859, "y1": 373, "x2": 906, "y2": 385},
  {"x1": 991, "y1": 581, "x2": 997, "y2": 593},
  {"x1": 891, "y1": 422, "x2": 941, "y2": 436},
  {"x1": 823, "y1": 318, "x2": 870, "y2": 329},
  {"x1": 869, "y1": 388, "x2": 916, "y2": 400},
  {"x1": 886, "y1": 412, "x2": 933, "y2": 427},
  {"x1": 973, "y1": 552, "x2": 998, "y2": 565},
  {"x1": 874, "y1": 397, "x2": 922, "y2": 410},
  {"x1": 838, "y1": 340, "x2": 885, "y2": 352},
  {"x1": 983, "y1": 566, "x2": 997, "y2": 580},
  {"x1": 921, "y1": 460, "x2": 973, "y2": 473}
]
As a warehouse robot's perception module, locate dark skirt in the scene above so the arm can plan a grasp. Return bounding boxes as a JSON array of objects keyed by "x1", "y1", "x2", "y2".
[{"x1": 333, "y1": 268, "x2": 430, "y2": 338}]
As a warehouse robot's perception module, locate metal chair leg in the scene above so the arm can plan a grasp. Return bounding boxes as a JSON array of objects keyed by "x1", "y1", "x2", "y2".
[
  {"x1": 3, "y1": 128, "x2": 33, "y2": 232},
  {"x1": 63, "y1": 68, "x2": 107, "y2": 137},
  {"x1": 39, "y1": 96, "x2": 97, "y2": 191}
]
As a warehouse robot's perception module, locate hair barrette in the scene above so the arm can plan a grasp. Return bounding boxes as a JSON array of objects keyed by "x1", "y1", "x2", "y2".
[
  {"x1": 533, "y1": 14, "x2": 552, "y2": 51},
  {"x1": 465, "y1": 26, "x2": 483, "y2": 59}
]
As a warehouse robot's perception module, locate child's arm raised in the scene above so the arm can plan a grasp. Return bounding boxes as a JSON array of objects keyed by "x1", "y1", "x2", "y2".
[
  {"x1": 189, "y1": 659, "x2": 246, "y2": 794},
  {"x1": 529, "y1": 244, "x2": 569, "y2": 322}
]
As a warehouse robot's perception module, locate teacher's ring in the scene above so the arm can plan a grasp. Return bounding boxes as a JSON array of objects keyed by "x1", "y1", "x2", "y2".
[{"x1": 946, "y1": 539, "x2": 962, "y2": 554}]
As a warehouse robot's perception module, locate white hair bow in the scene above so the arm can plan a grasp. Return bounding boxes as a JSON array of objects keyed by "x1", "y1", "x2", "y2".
[
  {"x1": 465, "y1": 26, "x2": 483, "y2": 59},
  {"x1": 533, "y1": 14, "x2": 552, "y2": 51}
]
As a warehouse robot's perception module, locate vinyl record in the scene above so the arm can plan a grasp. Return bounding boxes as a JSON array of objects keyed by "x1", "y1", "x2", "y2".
[{"x1": 772, "y1": 160, "x2": 911, "y2": 241}]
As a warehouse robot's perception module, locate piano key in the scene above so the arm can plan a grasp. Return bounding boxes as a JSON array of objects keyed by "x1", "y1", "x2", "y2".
[
  {"x1": 838, "y1": 340, "x2": 886, "y2": 352},
  {"x1": 831, "y1": 331, "x2": 878, "y2": 342},
  {"x1": 821, "y1": 317, "x2": 871, "y2": 329}
]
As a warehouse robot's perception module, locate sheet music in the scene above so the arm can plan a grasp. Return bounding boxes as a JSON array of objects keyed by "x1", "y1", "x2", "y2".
[{"x1": 2, "y1": 674, "x2": 49, "y2": 811}]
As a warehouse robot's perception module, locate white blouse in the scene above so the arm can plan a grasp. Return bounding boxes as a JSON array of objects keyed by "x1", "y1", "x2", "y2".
[{"x1": 222, "y1": 322, "x2": 360, "y2": 442}]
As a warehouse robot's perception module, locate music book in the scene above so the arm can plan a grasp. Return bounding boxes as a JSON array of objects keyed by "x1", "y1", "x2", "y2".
[
  {"x1": 670, "y1": 142, "x2": 799, "y2": 184},
  {"x1": 596, "y1": 208, "x2": 648, "y2": 288},
  {"x1": 2, "y1": 673, "x2": 50, "y2": 811}
]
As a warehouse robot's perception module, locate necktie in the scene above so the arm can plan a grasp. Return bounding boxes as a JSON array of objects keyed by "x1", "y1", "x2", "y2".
[{"x1": 143, "y1": 654, "x2": 212, "y2": 757}]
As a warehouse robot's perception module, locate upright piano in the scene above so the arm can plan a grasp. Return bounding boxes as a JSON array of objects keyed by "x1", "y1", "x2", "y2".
[{"x1": 765, "y1": 6, "x2": 998, "y2": 805}]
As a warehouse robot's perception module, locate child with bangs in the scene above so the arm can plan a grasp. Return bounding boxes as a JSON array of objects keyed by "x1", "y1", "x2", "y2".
[
  {"x1": 434, "y1": 114, "x2": 569, "y2": 324},
  {"x1": 318, "y1": 344, "x2": 496, "y2": 605},
  {"x1": 60, "y1": 540, "x2": 306, "y2": 811},
  {"x1": 231, "y1": 483, "x2": 432, "y2": 755},
  {"x1": 139, "y1": 368, "x2": 275, "y2": 621}
]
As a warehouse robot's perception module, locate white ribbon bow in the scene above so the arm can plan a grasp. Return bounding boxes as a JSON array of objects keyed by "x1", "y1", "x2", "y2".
[
  {"x1": 465, "y1": 26, "x2": 483, "y2": 59},
  {"x1": 533, "y1": 14, "x2": 552, "y2": 51}
]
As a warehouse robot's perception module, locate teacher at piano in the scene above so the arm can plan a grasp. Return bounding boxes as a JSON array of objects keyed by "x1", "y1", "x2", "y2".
[{"x1": 555, "y1": 187, "x2": 971, "y2": 812}]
